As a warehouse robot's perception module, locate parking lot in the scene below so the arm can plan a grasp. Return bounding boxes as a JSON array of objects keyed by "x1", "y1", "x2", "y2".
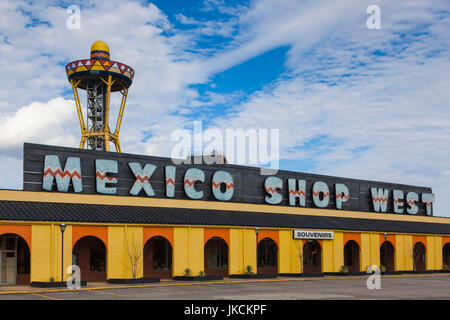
[{"x1": 0, "y1": 274, "x2": 449, "y2": 300}]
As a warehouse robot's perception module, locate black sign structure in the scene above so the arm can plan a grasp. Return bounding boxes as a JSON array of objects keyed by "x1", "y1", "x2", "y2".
[{"x1": 23, "y1": 143, "x2": 434, "y2": 216}]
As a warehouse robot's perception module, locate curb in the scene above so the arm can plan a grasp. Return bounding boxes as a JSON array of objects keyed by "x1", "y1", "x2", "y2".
[{"x1": 1, "y1": 273, "x2": 449, "y2": 296}]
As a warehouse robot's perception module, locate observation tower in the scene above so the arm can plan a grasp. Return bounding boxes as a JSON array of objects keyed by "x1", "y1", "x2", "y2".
[{"x1": 65, "y1": 41, "x2": 134, "y2": 152}]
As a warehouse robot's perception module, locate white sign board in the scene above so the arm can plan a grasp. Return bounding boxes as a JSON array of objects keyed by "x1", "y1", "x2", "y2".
[{"x1": 293, "y1": 230, "x2": 334, "y2": 240}]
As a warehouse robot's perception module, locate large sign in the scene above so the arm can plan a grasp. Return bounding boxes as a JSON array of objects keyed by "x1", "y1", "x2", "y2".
[
  {"x1": 293, "y1": 230, "x2": 334, "y2": 240},
  {"x1": 23, "y1": 143, "x2": 435, "y2": 216}
]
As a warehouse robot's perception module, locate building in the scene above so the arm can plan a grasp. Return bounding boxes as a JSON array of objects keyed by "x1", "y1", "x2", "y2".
[{"x1": 0, "y1": 142, "x2": 449, "y2": 285}]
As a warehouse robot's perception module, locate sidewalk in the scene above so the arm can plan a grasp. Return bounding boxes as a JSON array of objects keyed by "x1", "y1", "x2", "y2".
[{"x1": 1, "y1": 273, "x2": 449, "y2": 295}]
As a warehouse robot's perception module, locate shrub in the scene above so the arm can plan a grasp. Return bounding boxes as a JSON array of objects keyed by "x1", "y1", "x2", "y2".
[
  {"x1": 339, "y1": 265, "x2": 348, "y2": 273},
  {"x1": 245, "y1": 265, "x2": 254, "y2": 275},
  {"x1": 184, "y1": 268, "x2": 192, "y2": 276}
]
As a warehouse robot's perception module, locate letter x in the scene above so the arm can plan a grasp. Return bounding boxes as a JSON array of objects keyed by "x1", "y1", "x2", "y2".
[{"x1": 128, "y1": 162, "x2": 157, "y2": 196}]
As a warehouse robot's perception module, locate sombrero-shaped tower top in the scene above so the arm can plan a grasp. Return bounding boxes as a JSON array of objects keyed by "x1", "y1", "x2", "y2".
[
  {"x1": 90, "y1": 40, "x2": 110, "y2": 60},
  {"x1": 65, "y1": 40, "x2": 134, "y2": 91}
]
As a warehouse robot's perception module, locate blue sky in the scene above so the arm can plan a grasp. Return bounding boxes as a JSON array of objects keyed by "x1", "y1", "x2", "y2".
[{"x1": 0, "y1": 0, "x2": 449, "y2": 216}]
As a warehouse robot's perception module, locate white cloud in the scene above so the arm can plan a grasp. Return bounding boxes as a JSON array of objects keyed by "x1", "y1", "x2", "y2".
[
  {"x1": 0, "y1": 0, "x2": 448, "y2": 218},
  {"x1": 0, "y1": 97, "x2": 78, "y2": 152}
]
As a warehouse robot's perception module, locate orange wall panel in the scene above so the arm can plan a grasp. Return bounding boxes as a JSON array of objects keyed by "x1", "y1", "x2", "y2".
[
  {"x1": 343, "y1": 232, "x2": 361, "y2": 248},
  {"x1": 0, "y1": 224, "x2": 32, "y2": 249},
  {"x1": 258, "y1": 229, "x2": 279, "y2": 247},
  {"x1": 413, "y1": 235, "x2": 427, "y2": 249},
  {"x1": 143, "y1": 227, "x2": 174, "y2": 247},
  {"x1": 72, "y1": 225, "x2": 108, "y2": 248},
  {"x1": 204, "y1": 228, "x2": 230, "y2": 246},
  {"x1": 379, "y1": 234, "x2": 396, "y2": 250}
]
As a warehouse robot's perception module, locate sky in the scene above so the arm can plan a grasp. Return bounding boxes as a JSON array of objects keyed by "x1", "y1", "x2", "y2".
[{"x1": 0, "y1": 0, "x2": 449, "y2": 216}]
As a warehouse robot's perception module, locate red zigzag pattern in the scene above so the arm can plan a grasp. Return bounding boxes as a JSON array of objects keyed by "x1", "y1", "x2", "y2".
[
  {"x1": 184, "y1": 178, "x2": 196, "y2": 188},
  {"x1": 43, "y1": 167, "x2": 81, "y2": 180},
  {"x1": 96, "y1": 171, "x2": 117, "y2": 182},
  {"x1": 212, "y1": 180, "x2": 234, "y2": 190},
  {"x1": 372, "y1": 197, "x2": 388, "y2": 203},
  {"x1": 166, "y1": 177, "x2": 175, "y2": 187},
  {"x1": 312, "y1": 190, "x2": 329, "y2": 198},
  {"x1": 336, "y1": 193, "x2": 349, "y2": 201},
  {"x1": 288, "y1": 189, "x2": 305, "y2": 197}
]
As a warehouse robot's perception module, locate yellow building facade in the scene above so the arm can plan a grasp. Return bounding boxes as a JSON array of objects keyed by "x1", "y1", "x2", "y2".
[{"x1": 1, "y1": 189, "x2": 449, "y2": 285}]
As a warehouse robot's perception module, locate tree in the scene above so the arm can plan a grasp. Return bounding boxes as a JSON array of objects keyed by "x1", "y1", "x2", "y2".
[
  {"x1": 297, "y1": 242, "x2": 304, "y2": 273},
  {"x1": 124, "y1": 231, "x2": 143, "y2": 279}
]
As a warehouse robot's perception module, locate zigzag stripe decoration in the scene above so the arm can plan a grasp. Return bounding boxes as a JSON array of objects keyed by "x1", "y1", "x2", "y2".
[
  {"x1": 96, "y1": 171, "x2": 118, "y2": 183},
  {"x1": 212, "y1": 181, "x2": 234, "y2": 190},
  {"x1": 43, "y1": 167, "x2": 82, "y2": 180},
  {"x1": 166, "y1": 177, "x2": 175, "y2": 186},
  {"x1": 165, "y1": 166, "x2": 176, "y2": 198},
  {"x1": 288, "y1": 179, "x2": 306, "y2": 207},
  {"x1": 371, "y1": 187, "x2": 389, "y2": 212},
  {"x1": 65, "y1": 59, "x2": 135, "y2": 81},
  {"x1": 95, "y1": 159, "x2": 118, "y2": 195},
  {"x1": 211, "y1": 171, "x2": 234, "y2": 201},
  {"x1": 336, "y1": 193, "x2": 349, "y2": 200},
  {"x1": 393, "y1": 190, "x2": 405, "y2": 213},
  {"x1": 128, "y1": 162, "x2": 156, "y2": 197},
  {"x1": 405, "y1": 192, "x2": 419, "y2": 214},
  {"x1": 184, "y1": 178, "x2": 196, "y2": 188},
  {"x1": 372, "y1": 196, "x2": 388, "y2": 203},
  {"x1": 184, "y1": 168, "x2": 204, "y2": 199},
  {"x1": 42, "y1": 155, "x2": 83, "y2": 193},
  {"x1": 312, "y1": 190, "x2": 329, "y2": 198},
  {"x1": 264, "y1": 176, "x2": 282, "y2": 205},
  {"x1": 335, "y1": 183, "x2": 349, "y2": 210},
  {"x1": 289, "y1": 189, "x2": 305, "y2": 196},
  {"x1": 312, "y1": 181, "x2": 330, "y2": 208},
  {"x1": 265, "y1": 186, "x2": 278, "y2": 194}
]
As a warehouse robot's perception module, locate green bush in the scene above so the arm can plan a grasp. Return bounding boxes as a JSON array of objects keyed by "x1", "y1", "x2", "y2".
[
  {"x1": 339, "y1": 265, "x2": 348, "y2": 273},
  {"x1": 245, "y1": 265, "x2": 254, "y2": 275},
  {"x1": 198, "y1": 271, "x2": 205, "y2": 276},
  {"x1": 184, "y1": 268, "x2": 192, "y2": 276}
]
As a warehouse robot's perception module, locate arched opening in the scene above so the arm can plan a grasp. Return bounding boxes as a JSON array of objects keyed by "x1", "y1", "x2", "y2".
[
  {"x1": 143, "y1": 236, "x2": 172, "y2": 278},
  {"x1": 204, "y1": 237, "x2": 228, "y2": 276},
  {"x1": 72, "y1": 236, "x2": 107, "y2": 282},
  {"x1": 413, "y1": 242, "x2": 426, "y2": 271},
  {"x1": 303, "y1": 240, "x2": 322, "y2": 273},
  {"x1": 0, "y1": 234, "x2": 30, "y2": 285},
  {"x1": 257, "y1": 238, "x2": 278, "y2": 274},
  {"x1": 443, "y1": 243, "x2": 450, "y2": 269},
  {"x1": 344, "y1": 240, "x2": 360, "y2": 272},
  {"x1": 380, "y1": 241, "x2": 395, "y2": 272}
]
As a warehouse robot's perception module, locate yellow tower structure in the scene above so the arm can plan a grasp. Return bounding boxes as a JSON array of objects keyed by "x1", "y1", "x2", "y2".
[{"x1": 65, "y1": 41, "x2": 134, "y2": 152}]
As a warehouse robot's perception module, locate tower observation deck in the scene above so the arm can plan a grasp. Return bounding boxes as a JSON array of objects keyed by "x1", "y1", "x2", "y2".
[{"x1": 65, "y1": 41, "x2": 134, "y2": 152}]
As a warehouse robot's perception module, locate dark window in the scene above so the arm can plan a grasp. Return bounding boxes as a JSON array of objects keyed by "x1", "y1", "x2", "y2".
[
  {"x1": 258, "y1": 238, "x2": 277, "y2": 268},
  {"x1": 443, "y1": 243, "x2": 450, "y2": 267},
  {"x1": 89, "y1": 238, "x2": 106, "y2": 272},
  {"x1": 205, "y1": 238, "x2": 228, "y2": 269},
  {"x1": 16, "y1": 237, "x2": 30, "y2": 274},
  {"x1": 151, "y1": 237, "x2": 172, "y2": 270}
]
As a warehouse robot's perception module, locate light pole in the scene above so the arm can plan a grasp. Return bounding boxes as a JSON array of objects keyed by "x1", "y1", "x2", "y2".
[
  {"x1": 382, "y1": 232, "x2": 388, "y2": 270},
  {"x1": 60, "y1": 223, "x2": 66, "y2": 283},
  {"x1": 255, "y1": 227, "x2": 259, "y2": 272}
]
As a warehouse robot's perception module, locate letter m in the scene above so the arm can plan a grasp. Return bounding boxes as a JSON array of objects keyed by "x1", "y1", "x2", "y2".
[
  {"x1": 42, "y1": 155, "x2": 82, "y2": 192},
  {"x1": 370, "y1": 187, "x2": 388, "y2": 212}
]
